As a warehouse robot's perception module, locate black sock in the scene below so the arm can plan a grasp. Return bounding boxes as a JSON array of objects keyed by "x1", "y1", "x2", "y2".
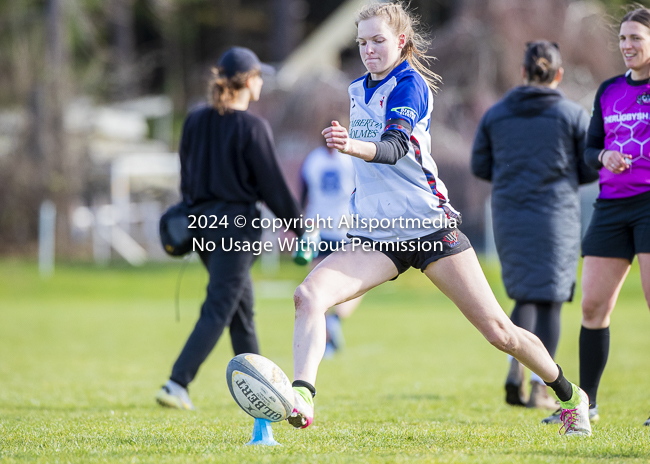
[
  {"x1": 579, "y1": 326, "x2": 609, "y2": 409},
  {"x1": 544, "y1": 365, "x2": 573, "y2": 402},
  {"x1": 292, "y1": 380, "x2": 317, "y2": 398}
]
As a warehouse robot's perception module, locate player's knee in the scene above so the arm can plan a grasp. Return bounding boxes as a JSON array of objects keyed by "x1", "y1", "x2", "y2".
[
  {"x1": 293, "y1": 281, "x2": 320, "y2": 316},
  {"x1": 484, "y1": 322, "x2": 517, "y2": 353},
  {"x1": 581, "y1": 295, "x2": 607, "y2": 325}
]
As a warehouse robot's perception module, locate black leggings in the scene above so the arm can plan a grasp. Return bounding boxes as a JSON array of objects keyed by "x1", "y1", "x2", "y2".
[
  {"x1": 510, "y1": 301, "x2": 562, "y2": 359},
  {"x1": 170, "y1": 245, "x2": 260, "y2": 388}
]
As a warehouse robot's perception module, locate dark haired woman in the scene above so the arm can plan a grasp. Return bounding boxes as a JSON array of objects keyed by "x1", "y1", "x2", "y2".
[
  {"x1": 542, "y1": 8, "x2": 650, "y2": 426},
  {"x1": 472, "y1": 41, "x2": 598, "y2": 411},
  {"x1": 155, "y1": 47, "x2": 305, "y2": 410}
]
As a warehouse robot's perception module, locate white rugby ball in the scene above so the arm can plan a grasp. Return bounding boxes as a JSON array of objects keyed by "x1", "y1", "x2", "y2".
[{"x1": 226, "y1": 353, "x2": 295, "y2": 422}]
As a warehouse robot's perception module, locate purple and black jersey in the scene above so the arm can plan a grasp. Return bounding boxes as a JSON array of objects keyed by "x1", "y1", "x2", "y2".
[{"x1": 587, "y1": 73, "x2": 650, "y2": 199}]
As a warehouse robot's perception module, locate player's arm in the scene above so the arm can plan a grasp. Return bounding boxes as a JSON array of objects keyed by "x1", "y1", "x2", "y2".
[
  {"x1": 574, "y1": 108, "x2": 599, "y2": 184},
  {"x1": 583, "y1": 81, "x2": 607, "y2": 170},
  {"x1": 324, "y1": 75, "x2": 426, "y2": 163},
  {"x1": 321, "y1": 121, "x2": 410, "y2": 164},
  {"x1": 583, "y1": 77, "x2": 630, "y2": 172},
  {"x1": 322, "y1": 121, "x2": 377, "y2": 161}
]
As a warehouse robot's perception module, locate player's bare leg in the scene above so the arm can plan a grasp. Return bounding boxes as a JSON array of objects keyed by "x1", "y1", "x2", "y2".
[
  {"x1": 424, "y1": 249, "x2": 591, "y2": 435},
  {"x1": 293, "y1": 248, "x2": 397, "y2": 384},
  {"x1": 581, "y1": 256, "x2": 630, "y2": 329},
  {"x1": 288, "y1": 248, "x2": 397, "y2": 428},
  {"x1": 423, "y1": 249, "x2": 559, "y2": 380}
]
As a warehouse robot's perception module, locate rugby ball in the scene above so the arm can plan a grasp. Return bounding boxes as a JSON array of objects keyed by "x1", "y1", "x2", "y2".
[{"x1": 226, "y1": 353, "x2": 295, "y2": 422}]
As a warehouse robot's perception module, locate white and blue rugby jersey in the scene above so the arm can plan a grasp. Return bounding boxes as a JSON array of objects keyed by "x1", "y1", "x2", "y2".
[
  {"x1": 347, "y1": 60, "x2": 459, "y2": 241},
  {"x1": 301, "y1": 146, "x2": 355, "y2": 241}
]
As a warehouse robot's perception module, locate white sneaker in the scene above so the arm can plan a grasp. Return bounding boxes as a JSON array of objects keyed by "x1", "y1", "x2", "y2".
[
  {"x1": 155, "y1": 380, "x2": 195, "y2": 410},
  {"x1": 559, "y1": 386, "x2": 592, "y2": 437},
  {"x1": 542, "y1": 406, "x2": 599, "y2": 424}
]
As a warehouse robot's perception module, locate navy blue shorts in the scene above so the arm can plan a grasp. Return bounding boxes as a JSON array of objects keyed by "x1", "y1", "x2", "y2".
[
  {"x1": 349, "y1": 228, "x2": 472, "y2": 277},
  {"x1": 582, "y1": 190, "x2": 650, "y2": 263}
]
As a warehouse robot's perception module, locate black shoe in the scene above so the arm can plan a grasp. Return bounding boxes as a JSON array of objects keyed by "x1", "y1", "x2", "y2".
[
  {"x1": 505, "y1": 382, "x2": 527, "y2": 406},
  {"x1": 504, "y1": 359, "x2": 527, "y2": 406}
]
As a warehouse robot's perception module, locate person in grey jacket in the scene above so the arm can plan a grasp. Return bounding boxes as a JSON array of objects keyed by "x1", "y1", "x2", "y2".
[{"x1": 471, "y1": 41, "x2": 599, "y2": 410}]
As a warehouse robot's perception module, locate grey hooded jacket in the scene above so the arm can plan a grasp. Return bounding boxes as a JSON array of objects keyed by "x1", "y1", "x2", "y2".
[{"x1": 471, "y1": 86, "x2": 598, "y2": 302}]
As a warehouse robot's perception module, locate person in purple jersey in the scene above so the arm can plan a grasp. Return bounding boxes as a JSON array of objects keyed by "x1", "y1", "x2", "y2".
[
  {"x1": 285, "y1": 1, "x2": 591, "y2": 437},
  {"x1": 542, "y1": 7, "x2": 650, "y2": 427}
]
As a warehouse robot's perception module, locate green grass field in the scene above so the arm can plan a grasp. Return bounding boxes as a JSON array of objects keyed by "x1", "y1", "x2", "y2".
[{"x1": 0, "y1": 256, "x2": 649, "y2": 463}]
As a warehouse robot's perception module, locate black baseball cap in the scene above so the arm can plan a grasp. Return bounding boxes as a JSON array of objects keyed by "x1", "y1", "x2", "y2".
[{"x1": 217, "y1": 47, "x2": 275, "y2": 78}]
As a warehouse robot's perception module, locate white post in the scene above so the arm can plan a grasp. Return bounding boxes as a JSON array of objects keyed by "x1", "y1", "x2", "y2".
[
  {"x1": 39, "y1": 200, "x2": 56, "y2": 278},
  {"x1": 93, "y1": 204, "x2": 111, "y2": 266},
  {"x1": 111, "y1": 161, "x2": 131, "y2": 234}
]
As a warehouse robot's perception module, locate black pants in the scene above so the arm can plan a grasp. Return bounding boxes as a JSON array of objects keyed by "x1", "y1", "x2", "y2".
[
  {"x1": 170, "y1": 203, "x2": 261, "y2": 388},
  {"x1": 510, "y1": 300, "x2": 562, "y2": 359}
]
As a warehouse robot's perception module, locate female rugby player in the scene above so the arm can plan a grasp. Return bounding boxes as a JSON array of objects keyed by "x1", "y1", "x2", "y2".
[
  {"x1": 286, "y1": 2, "x2": 591, "y2": 436},
  {"x1": 544, "y1": 7, "x2": 650, "y2": 427}
]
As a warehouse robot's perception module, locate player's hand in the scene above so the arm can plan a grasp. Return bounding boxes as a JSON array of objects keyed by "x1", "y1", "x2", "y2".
[
  {"x1": 602, "y1": 150, "x2": 631, "y2": 174},
  {"x1": 322, "y1": 121, "x2": 351, "y2": 154}
]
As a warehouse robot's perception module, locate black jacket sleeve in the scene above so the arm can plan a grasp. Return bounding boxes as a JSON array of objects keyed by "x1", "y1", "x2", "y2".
[
  {"x1": 299, "y1": 175, "x2": 309, "y2": 209},
  {"x1": 584, "y1": 79, "x2": 611, "y2": 170},
  {"x1": 243, "y1": 118, "x2": 305, "y2": 236},
  {"x1": 574, "y1": 108, "x2": 600, "y2": 184},
  {"x1": 179, "y1": 116, "x2": 192, "y2": 203},
  {"x1": 471, "y1": 112, "x2": 493, "y2": 181}
]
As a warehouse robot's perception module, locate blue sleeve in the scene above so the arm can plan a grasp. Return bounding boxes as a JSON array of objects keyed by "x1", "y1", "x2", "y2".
[{"x1": 385, "y1": 74, "x2": 429, "y2": 137}]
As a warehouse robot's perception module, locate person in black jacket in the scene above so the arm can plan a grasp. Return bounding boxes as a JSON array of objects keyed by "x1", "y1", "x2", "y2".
[
  {"x1": 155, "y1": 47, "x2": 306, "y2": 410},
  {"x1": 471, "y1": 41, "x2": 599, "y2": 410}
]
